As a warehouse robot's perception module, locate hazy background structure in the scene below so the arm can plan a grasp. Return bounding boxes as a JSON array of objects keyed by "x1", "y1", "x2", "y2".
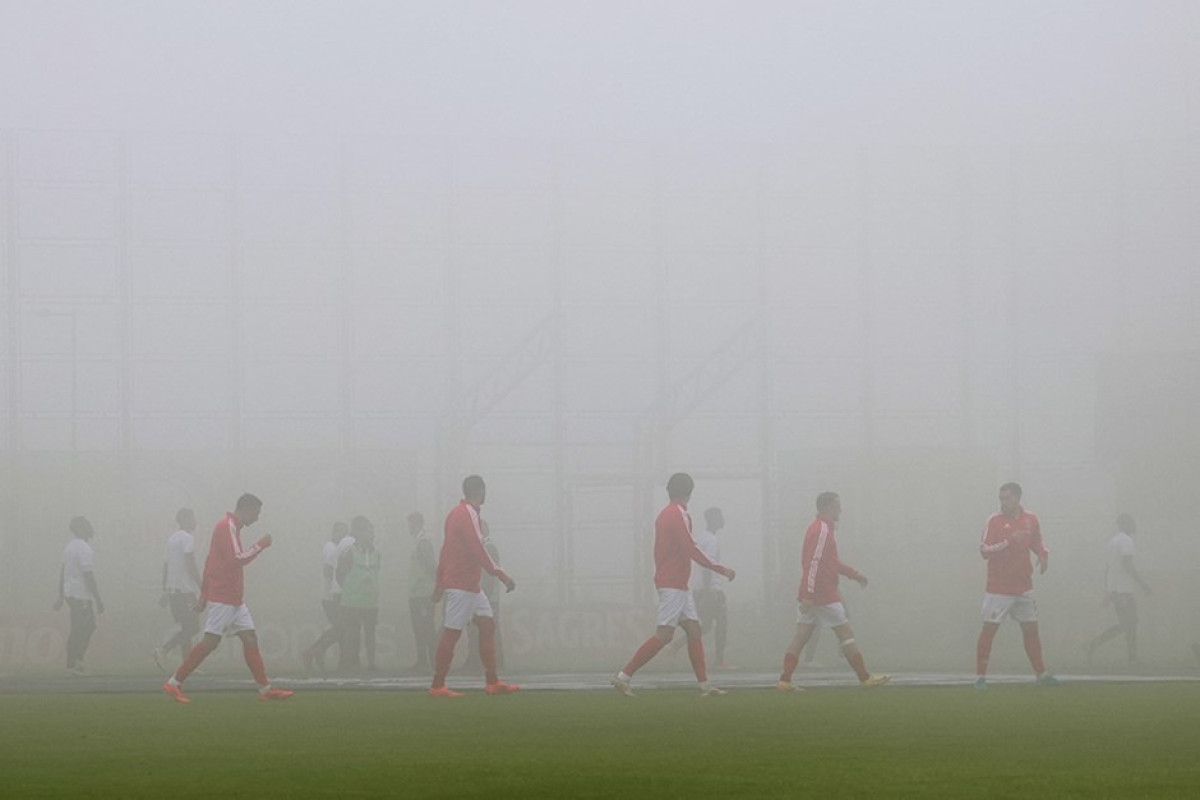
[{"x1": 1, "y1": 1, "x2": 1198, "y2": 673}]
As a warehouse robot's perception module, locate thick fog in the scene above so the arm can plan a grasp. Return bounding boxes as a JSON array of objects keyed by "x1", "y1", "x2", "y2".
[{"x1": 1, "y1": 1, "x2": 1198, "y2": 675}]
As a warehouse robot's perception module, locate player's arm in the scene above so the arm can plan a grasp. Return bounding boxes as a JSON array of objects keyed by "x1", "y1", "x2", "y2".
[
  {"x1": 335, "y1": 546, "x2": 353, "y2": 587},
  {"x1": 418, "y1": 539, "x2": 436, "y2": 577},
  {"x1": 83, "y1": 570, "x2": 104, "y2": 614},
  {"x1": 979, "y1": 520, "x2": 1012, "y2": 559},
  {"x1": 234, "y1": 531, "x2": 271, "y2": 566},
  {"x1": 53, "y1": 565, "x2": 64, "y2": 610},
  {"x1": 1032, "y1": 521, "x2": 1048, "y2": 574},
  {"x1": 838, "y1": 561, "x2": 867, "y2": 587}
]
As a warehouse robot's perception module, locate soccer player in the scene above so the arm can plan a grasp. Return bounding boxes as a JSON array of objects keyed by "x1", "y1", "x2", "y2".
[
  {"x1": 54, "y1": 516, "x2": 104, "y2": 675},
  {"x1": 1083, "y1": 513, "x2": 1151, "y2": 664},
  {"x1": 301, "y1": 521, "x2": 350, "y2": 674},
  {"x1": 429, "y1": 475, "x2": 518, "y2": 697},
  {"x1": 337, "y1": 516, "x2": 381, "y2": 672},
  {"x1": 776, "y1": 492, "x2": 888, "y2": 691},
  {"x1": 612, "y1": 473, "x2": 736, "y2": 697},
  {"x1": 162, "y1": 493, "x2": 293, "y2": 703},
  {"x1": 155, "y1": 508, "x2": 202, "y2": 672},
  {"x1": 406, "y1": 511, "x2": 437, "y2": 673},
  {"x1": 974, "y1": 482, "x2": 1061, "y2": 690}
]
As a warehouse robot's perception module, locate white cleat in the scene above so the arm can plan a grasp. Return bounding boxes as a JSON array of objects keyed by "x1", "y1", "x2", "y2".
[
  {"x1": 699, "y1": 684, "x2": 727, "y2": 697},
  {"x1": 861, "y1": 674, "x2": 890, "y2": 689},
  {"x1": 776, "y1": 681, "x2": 804, "y2": 692},
  {"x1": 611, "y1": 676, "x2": 636, "y2": 697}
]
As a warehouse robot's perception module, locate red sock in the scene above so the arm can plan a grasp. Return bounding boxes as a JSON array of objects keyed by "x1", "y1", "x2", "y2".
[
  {"x1": 1022, "y1": 626, "x2": 1045, "y2": 674},
  {"x1": 976, "y1": 625, "x2": 998, "y2": 676},
  {"x1": 622, "y1": 635, "x2": 667, "y2": 677},
  {"x1": 432, "y1": 628, "x2": 461, "y2": 689},
  {"x1": 244, "y1": 644, "x2": 268, "y2": 686},
  {"x1": 781, "y1": 652, "x2": 799, "y2": 683},
  {"x1": 845, "y1": 649, "x2": 870, "y2": 682},
  {"x1": 686, "y1": 636, "x2": 707, "y2": 683},
  {"x1": 476, "y1": 617, "x2": 499, "y2": 684},
  {"x1": 174, "y1": 642, "x2": 210, "y2": 684}
]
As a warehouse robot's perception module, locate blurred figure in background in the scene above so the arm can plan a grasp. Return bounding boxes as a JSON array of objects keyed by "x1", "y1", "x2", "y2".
[
  {"x1": 406, "y1": 511, "x2": 437, "y2": 674},
  {"x1": 55, "y1": 516, "x2": 104, "y2": 676},
  {"x1": 1083, "y1": 513, "x2": 1151, "y2": 665},
  {"x1": 302, "y1": 521, "x2": 350, "y2": 675},
  {"x1": 338, "y1": 516, "x2": 381, "y2": 672},
  {"x1": 155, "y1": 508, "x2": 201, "y2": 673}
]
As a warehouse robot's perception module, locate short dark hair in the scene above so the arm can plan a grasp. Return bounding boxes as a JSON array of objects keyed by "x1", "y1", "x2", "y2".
[
  {"x1": 462, "y1": 474, "x2": 486, "y2": 498},
  {"x1": 236, "y1": 493, "x2": 263, "y2": 512},
  {"x1": 816, "y1": 492, "x2": 839, "y2": 513},
  {"x1": 999, "y1": 482, "x2": 1022, "y2": 498},
  {"x1": 407, "y1": 511, "x2": 424, "y2": 526},
  {"x1": 175, "y1": 508, "x2": 195, "y2": 526},
  {"x1": 69, "y1": 516, "x2": 92, "y2": 537},
  {"x1": 666, "y1": 472, "x2": 694, "y2": 501},
  {"x1": 1116, "y1": 513, "x2": 1136, "y2": 534},
  {"x1": 332, "y1": 521, "x2": 348, "y2": 537},
  {"x1": 704, "y1": 507, "x2": 722, "y2": 526},
  {"x1": 351, "y1": 515, "x2": 372, "y2": 535}
]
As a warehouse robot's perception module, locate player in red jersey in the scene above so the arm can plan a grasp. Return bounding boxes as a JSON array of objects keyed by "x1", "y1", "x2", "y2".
[
  {"x1": 612, "y1": 473, "x2": 736, "y2": 697},
  {"x1": 776, "y1": 492, "x2": 888, "y2": 691},
  {"x1": 429, "y1": 475, "x2": 517, "y2": 697},
  {"x1": 162, "y1": 494, "x2": 293, "y2": 703},
  {"x1": 974, "y1": 482, "x2": 1061, "y2": 690}
]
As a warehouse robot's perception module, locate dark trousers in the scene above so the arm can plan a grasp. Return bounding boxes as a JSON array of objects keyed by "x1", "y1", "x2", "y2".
[
  {"x1": 162, "y1": 592, "x2": 200, "y2": 657},
  {"x1": 66, "y1": 598, "x2": 96, "y2": 668},
  {"x1": 1089, "y1": 592, "x2": 1139, "y2": 662},
  {"x1": 408, "y1": 596, "x2": 436, "y2": 669},
  {"x1": 695, "y1": 589, "x2": 727, "y2": 663},
  {"x1": 342, "y1": 606, "x2": 379, "y2": 669}
]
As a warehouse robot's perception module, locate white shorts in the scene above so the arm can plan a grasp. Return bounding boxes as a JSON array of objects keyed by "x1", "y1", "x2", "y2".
[
  {"x1": 656, "y1": 588, "x2": 699, "y2": 628},
  {"x1": 443, "y1": 589, "x2": 494, "y2": 631},
  {"x1": 981, "y1": 592, "x2": 1038, "y2": 624},
  {"x1": 203, "y1": 602, "x2": 255, "y2": 637},
  {"x1": 797, "y1": 601, "x2": 849, "y2": 628}
]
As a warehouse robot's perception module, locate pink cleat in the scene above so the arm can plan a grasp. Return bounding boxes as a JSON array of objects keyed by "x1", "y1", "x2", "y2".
[
  {"x1": 485, "y1": 681, "x2": 520, "y2": 695},
  {"x1": 163, "y1": 681, "x2": 191, "y2": 704},
  {"x1": 429, "y1": 686, "x2": 464, "y2": 697},
  {"x1": 258, "y1": 688, "x2": 294, "y2": 701}
]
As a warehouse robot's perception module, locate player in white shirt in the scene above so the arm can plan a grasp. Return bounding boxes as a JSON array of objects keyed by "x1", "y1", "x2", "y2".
[
  {"x1": 1083, "y1": 514, "x2": 1151, "y2": 664},
  {"x1": 301, "y1": 522, "x2": 350, "y2": 674},
  {"x1": 54, "y1": 516, "x2": 104, "y2": 675},
  {"x1": 672, "y1": 507, "x2": 734, "y2": 668},
  {"x1": 155, "y1": 509, "x2": 203, "y2": 672}
]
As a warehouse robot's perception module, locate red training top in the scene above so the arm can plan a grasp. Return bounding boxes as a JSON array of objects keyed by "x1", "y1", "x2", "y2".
[
  {"x1": 435, "y1": 501, "x2": 509, "y2": 594},
  {"x1": 980, "y1": 508, "x2": 1047, "y2": 596},
  {"x1": 199, "y1": 512, "x2": 267, "y2": 607},
  {"x1": 798, "y1": 515, "x2": 864, "y2": 606},
  {"x1": 653, "y1": 501, "x2": 729, "y2": 590}
]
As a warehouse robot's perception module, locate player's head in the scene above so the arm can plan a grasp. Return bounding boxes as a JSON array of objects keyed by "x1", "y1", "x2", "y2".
[
  {"x1": 463, "y1": 474, "x2": 486, "y2": 506},
  {"x1": 816, "y1": 491, "x2": 841, "y2": 521},
  {"x1": 175, "y1": 507, "x2": 196, "y2": 533},
  {"x1": 235, "y1": 493, "x2": 263, "y2": 526},
  {"x1": 332, "y1": 521, "x2": 348, "y2": 541},
  {"x1": 351, "y1": 515, "x2": 374, "y2": 543},
  {"x1": 667, "y1": 472, "x2": 694, "y2": 503},
  {"x1": 704, "y1": 507, "x2": 724, "y2": 531},
  {"x1": 406, "y1": 511, "x2": 424, "y2": 536},
  {"x1": 1116, "y1": 513, "x2": 1137, "y2": 535},
  {"x1": 69, "y1": 516, "x2": 94, "y2": 540},
  {"x1": 998, "y1": 482, "x2": 1022, "y2": 516}
]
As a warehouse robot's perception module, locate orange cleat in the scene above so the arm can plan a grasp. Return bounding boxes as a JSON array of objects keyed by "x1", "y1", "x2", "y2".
[
  {"x1": 485, "y1": 681, "x2": 520, "y2": 695},
  {"x1": 163, "y1": 681, "x2": 191, "y2": 704},
  {"x1": 258, "y1": 688, "x2": 294, "y2": 701},
  {"x1": 429, "y1": 686, "x2": 464, "y2": 697}
]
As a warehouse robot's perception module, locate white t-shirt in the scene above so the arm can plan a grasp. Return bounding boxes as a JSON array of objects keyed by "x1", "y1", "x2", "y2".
[
  {"x1": 1105, "y1": 531, "x2": 1137, "y2": 594},
  {"x1": 62, "y1": 538, "x2": 96, "y2": 600},
  {"x1": 330, "y1": 535, "x2": 356, "y2": 594},
  {"x1": 689, "y1": 529, "x2": 723, "y2": 592},
  {"x1": 164, "y1": 529, "x2": 198, "y2": 594},
  {"x1": 321, "y1": 540, "x2": 338, "y2": 599}
]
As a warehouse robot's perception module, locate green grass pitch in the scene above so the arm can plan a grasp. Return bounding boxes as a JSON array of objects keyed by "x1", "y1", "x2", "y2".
[{"x1": 2, "y1": 683, "x2": 1198, "y2": 799}]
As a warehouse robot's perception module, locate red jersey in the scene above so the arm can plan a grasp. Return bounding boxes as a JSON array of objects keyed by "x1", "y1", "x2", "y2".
[
  {"x1": 653, "y1": 501, "x2": 728, "y2": 590},
  {"x1": 798, "y1": 515, "x2": 863, "y2": 606},
  {"x1": 980, "y1": 508, "x2": 1047, "y2": 595},
  {"x1": 435, "y1": 501, "x2": 508, "y2": 594},
  {"x1": 199, "y1": 513, "x2": 266, "y2": 607}
]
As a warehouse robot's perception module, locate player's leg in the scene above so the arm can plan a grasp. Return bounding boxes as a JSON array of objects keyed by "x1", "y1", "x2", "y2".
[
  {"x1": 976, "y1": 592, "x2": 1013, "y2": 689},
  {"x1": 164, "y1": 630, "x2": 221, "y2": 702},
  {"x1": 237, "y1": 628, "x2": 293, "y2": 700},
  {"x1": 616, "y1": 589, "x2": 687, "y2": 692},
  {"x1": 65, "y1": 598, "x2": 84, "y2": 670},
  {"x1": 409, "y1": 597, "x2": 431, "y2": 669},
  {"x1": 1014, "y1": 593, "x2": 1059, "y2": 684},
  {"x1": 680, "y1": 618, "x2": 708, "y2": 683},
  {"x1": 714, "y1": 591, "x2": 729, "y2": 667},
  {"x1": 431, "y1": 590, "x2": 471, "y2": 694},
  {"x1": 75, "y1": 599, "x2": 97, "y2": 670},
  {"x1": 832, "y1": 621, "x2": 887, "y2": 687},
  {"x1": 494, "y1": 604, "x2": 505, "y2": 670},
  {"x1": 363, "y1": 607, "x2": 378, "y2": 671},
  {"x1": 1115, "y1": 593, "x2": 1137, "y2": 664}
]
